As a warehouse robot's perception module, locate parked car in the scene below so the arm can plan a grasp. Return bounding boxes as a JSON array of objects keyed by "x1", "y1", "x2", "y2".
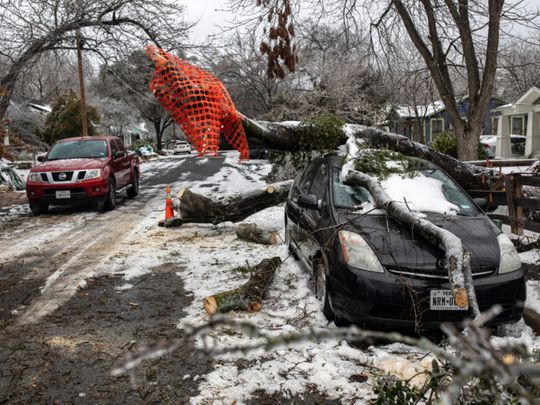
[
  {"x1": 26, "y1": 136, "x2": 140, "y2": 214},
  {"x1": 285, "y1": 154, "x2": 525, "y2": 330},
  {"x1": 174, "y1": 140, "x2": 191, "y2": 154},
  {"x1": 480, "y1": 134, "x2": 526, "y2": 158}
]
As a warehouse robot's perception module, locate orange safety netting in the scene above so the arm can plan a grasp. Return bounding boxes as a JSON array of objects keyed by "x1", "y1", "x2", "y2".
[{"x1": 146, "y1": 45, "x2": 249, "y2": 160}]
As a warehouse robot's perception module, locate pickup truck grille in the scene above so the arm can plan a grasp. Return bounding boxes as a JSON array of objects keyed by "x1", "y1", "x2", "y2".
[{"x1": 51, "y1": 171, "x2": 74, "y2": 181}]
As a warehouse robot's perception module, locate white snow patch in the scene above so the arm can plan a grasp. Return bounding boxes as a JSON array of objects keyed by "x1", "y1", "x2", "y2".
[{"x1": 381, "y1": 174, "x2": 460, "y2": 215}]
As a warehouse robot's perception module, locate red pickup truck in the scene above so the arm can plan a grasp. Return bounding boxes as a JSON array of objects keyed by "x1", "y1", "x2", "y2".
[{"x1": 26, "y1": 136, "x2": 140, "y2": 214}]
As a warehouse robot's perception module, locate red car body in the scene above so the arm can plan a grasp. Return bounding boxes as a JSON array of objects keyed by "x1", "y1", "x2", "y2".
[{"x1": 26, "y1": 136, "x2": 140, "y2": 214}]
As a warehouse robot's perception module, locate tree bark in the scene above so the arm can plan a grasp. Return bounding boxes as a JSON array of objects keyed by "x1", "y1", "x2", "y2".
[
  {"x1": 240, "y1": 115, "x2": 493, "y2": 191},
  {"x1": 203, "y1": 257, "x2": 282, "y2": 315},
  {"x1": 162, "y1": 181, "x2": 292, "y2": 226},
  {"x1": 235, "y1": 223, "x2": 279, "y2": 245}
]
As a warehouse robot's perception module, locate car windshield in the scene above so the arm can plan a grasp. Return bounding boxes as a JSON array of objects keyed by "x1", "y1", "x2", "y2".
[
  {"x1": 47, "y1": 140, "x2": 108, "y2": 160},
  {"x1": 333, "y1": 169, "x2": 478, "y2": 216}
]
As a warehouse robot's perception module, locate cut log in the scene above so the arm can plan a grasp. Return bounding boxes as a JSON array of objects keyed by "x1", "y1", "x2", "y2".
[
  {"x1": 235, "y1": 223, "x2": 280, "y2": 245},
  {"x1": 167, "y1": 181, "x2": 292, "y2": 226},
  {"x1": 203, "y1": 257, "x2": 282, "y2": 315}
]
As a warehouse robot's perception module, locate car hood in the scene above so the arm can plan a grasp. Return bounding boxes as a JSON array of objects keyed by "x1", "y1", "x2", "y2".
[
  {"x1": 32, "y1": 158, "x2": 107, "y2": 172},
  {"x1": 338, "y1": 212, "x2": 501, "y2": 271}
]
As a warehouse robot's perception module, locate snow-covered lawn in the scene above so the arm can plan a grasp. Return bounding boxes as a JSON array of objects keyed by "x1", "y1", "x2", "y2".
[{"x1": 100, "y1": 152, "x2": 540, "y2": 404}]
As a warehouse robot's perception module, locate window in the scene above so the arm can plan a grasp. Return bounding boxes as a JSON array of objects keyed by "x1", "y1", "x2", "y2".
[
  {"x1": 110, "y1": 140, "x2": 118, "y2": 157},
  {"x1": 429, "y1": 118, "x2": 445, "y2": 143},
  {"x1": 298, "y1": 160, "x2": 321, "y2": 193},
  {"x1": 309, "y1": 163, "x2": 328, "y2": 199},
  {"x1": 47, "y1": 140, "x2": 108, "y2": 160},
  {"x1": 492, "y1": 116, "x2": 499, "y2": 133},
  {"x1": 510, "y1": 115, "x2": 525, "y2": 135}
]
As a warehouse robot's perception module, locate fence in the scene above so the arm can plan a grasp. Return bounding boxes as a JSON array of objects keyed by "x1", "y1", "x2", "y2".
[{"x1": 466, "y1": 160, "x2": 540, "y2": 235}]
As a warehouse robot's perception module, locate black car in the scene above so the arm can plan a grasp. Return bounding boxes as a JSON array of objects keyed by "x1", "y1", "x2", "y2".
[{"x1": 285, "y1": 155, "x2": 525, "y2": 330}]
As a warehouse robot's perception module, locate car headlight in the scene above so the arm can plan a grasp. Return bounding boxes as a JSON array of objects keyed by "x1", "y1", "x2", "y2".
[
  {"x1": 339, "y1": 230, "x2": 384, "y2": 273},
  {"x1": 497, "y1": 233, "x2": 521, "y2": 273},
  {"x1": 28, "y1": 172, "x2": 45, "y2": 183},
  {"x1": 84, "y1": 169, "x2": 101, "y2": 180}
]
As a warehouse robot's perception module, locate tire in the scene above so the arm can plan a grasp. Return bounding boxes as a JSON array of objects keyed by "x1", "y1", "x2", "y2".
[
  {"x1": 285, "y1": 215, "x2": 299, "y2": 260},
  {"x1": 315, "y1": 260, "x2": 350, "y2": 327},
  {"x1": 101, "y1": 177, "x2": 117, "y2": 211},
  {"x1": 126, "y1": 172, "x2": 139, "y2": 198},
  {"x1": 315, "y1": 261, "x2": 335, "y2": 322},
  {"x1": 29, "y1": 202, "x2": 48, "y2": 215}
]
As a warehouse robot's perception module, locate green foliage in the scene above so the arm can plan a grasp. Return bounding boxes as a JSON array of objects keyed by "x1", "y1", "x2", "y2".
[
  {"x1": 353, "y1": 149, "x2": 422, "y2": 180},
  {"x1": 230, "y1": 265, "x2": 255, "y2": 275},
  {"x1": 431, "y1": 131, "x2": 489, "y2": 160},
  {"x1": 299, "y1": 113, "x2": 346, "y2": 151},
  {"x1": 43, "y1": 91, "x2": 100, "y2": 144},
  {"x1": 431, "y1": 131, "x2": 458, "y2": 158}
]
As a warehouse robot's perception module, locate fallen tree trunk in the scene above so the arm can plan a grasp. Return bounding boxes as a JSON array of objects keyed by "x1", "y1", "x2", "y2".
[
  {"x1": 203, "y1": 257, "x2": 282, "y2": 315},
  {"x1": 166, "y1": 181, "x2": 292, "y2": 226},
  {"x1": 241, "y1": 115, "x2": 492, "y2": 191},
  {"x1": 235, "y1": 223, "x2": 279, "y2": 245}
]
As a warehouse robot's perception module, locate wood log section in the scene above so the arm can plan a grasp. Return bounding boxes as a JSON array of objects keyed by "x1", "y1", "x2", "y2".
[
  {"x1": 235, "y1": 223, "x2": 279, "y2": 245},
  {"x1": 240, "y1": 115, "x2": 494, "y2": 191},
  {"x1": 166, "y1": 181, "x2": 292, "y2": 226},
  {"x1": 203, "y1": 257, "x2": 282, "y2": 315}
]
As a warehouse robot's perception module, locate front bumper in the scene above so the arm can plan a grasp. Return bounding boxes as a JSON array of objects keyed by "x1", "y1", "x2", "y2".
[
  {"x1": 26, "y1": 178, "x2": 109, "y2": 206},
  {"x1": 328, "y1": 263, "x2": 525, "y2": 330}
]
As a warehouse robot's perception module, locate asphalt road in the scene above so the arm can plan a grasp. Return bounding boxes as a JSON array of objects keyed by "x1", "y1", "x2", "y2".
[{"x1": 0, "y1": 153, "x2": 240, "y2": 403}]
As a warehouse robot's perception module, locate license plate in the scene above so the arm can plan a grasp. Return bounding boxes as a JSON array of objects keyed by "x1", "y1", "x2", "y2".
[
  {"x1": 430, "y1": 290, "x2": 468, "y2": 310},
  {"x1": 55, "y1": 190, "x2": 71, "y2": 199}
]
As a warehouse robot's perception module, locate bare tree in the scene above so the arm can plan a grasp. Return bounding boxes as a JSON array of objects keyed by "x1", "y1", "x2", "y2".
[
  {"x1": 0, "y1": 0, "x2": 191, "y2": 121},
  {"x1": 93, "y1": 50, "x2": 173, "y2": 150},
  {"x1": 497, "y1": 35, "x2": 540, "y2": 101},
  {"x1": 14, "y1": 51, "x2": 80, "y2": 103},
  {"x1": 234, "y1": 0, "x2": 538, "y2": 160},
  {"x1": 200, "y1": 31, "x2": 280, "y2": 118}
]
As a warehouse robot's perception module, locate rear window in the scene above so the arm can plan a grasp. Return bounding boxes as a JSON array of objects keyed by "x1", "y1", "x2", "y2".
[{"x1": 48, "y1": 140, "x2": 108, "y2": 160}]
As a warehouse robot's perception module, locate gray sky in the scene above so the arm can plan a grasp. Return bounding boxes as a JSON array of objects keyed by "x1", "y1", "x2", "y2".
[{"x1": 184, "y1": 0, "x2": 229, "y2": 42}]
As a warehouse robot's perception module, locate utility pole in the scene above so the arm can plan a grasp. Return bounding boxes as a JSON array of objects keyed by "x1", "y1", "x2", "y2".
[{"x1": 76, "y1": 29, "x2": 89, "y2": 137}]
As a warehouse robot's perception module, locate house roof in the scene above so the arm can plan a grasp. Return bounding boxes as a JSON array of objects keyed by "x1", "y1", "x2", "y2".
[{"x1": 396, "y1": 95, "x2": 506, "y2": 119}]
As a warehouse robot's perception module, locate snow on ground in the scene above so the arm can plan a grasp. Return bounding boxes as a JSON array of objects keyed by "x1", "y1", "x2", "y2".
[{"x1": 3, "y1": 152, "x2": 539, "y2": 402}]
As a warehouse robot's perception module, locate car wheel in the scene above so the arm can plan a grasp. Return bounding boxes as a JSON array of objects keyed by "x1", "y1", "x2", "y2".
[
  {"x1": 126, "y1": 173, "x2": 139, "y2": 198},
  {"x1": 285, "y1": 215, "x2": 299, "y2": 260},
  {"x1": 101, "y1": 177, "x2": 117, "y2": 211},
  {"x1": 315, "y1": 261, "x2": 335, "y2": 322},
  {"x1": 30, "y1": 202, "x2": 48, "y2": 215}
]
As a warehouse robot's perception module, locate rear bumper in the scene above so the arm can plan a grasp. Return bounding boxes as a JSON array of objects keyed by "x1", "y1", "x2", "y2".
[
  {"x1": 328, "y1": 264, "x2": 525, "y2": 330},
  {"x1": 26, "y1": 178, "x2": 109, "y2": 206}
]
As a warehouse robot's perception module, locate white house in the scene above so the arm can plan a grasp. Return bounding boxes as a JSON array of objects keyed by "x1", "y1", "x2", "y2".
[{"x1": 495, "y1": 86, "x2": 540, "y2": 158}]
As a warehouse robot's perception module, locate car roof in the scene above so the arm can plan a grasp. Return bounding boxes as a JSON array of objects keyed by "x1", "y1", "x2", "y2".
[{"x1": 55, "y1": 136, "x2": 117, "y2": 143}]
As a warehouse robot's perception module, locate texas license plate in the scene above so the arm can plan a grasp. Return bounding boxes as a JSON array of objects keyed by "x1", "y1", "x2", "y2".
[
  {"x1": 430, "y1": 290, "x2": 468, "y2": 310},
  {"x1": 55, "y1": 190, "x2": 71, "y2": 199}
]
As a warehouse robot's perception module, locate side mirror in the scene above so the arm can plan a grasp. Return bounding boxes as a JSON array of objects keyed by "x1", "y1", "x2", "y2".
[
  {"x1": 298, "y1": 193, "x2": 320, "y2": 210},
  {"x1": 113, "y1": 150, "x2": 126, "y2": 159},
  {"x1": 37, "y1": 155, "x2": 45, "y2": 162},
  {"x1": 473, "y1": 197, "x2": 488, "y2": 210}
]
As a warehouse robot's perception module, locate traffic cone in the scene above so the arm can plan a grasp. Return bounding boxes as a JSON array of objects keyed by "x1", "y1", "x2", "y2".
[{"x1": 165, "y1": 185, "x2": 174, "y2": 219}]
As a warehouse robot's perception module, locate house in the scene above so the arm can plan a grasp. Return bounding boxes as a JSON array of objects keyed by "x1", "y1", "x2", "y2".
[
  {"x1": 493, "y1": 86, "x2": 540, "y2": 158},
  {"x1": 389, "y1": 96, "x2": 506, "y2": 144}
]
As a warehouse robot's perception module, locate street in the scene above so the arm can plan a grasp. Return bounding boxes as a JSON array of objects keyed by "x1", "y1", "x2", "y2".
[{"x1": 0, "y1": 153, "x2": 279, "y2": 403}]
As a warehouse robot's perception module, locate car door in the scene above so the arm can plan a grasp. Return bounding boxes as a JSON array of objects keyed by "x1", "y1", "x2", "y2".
[
  {"x1": 298, "y1": 161, "x2": 329, "y2": 272},
  {"x1": 115, "y1": 139, "x2": 132, "y2": 186},
  {"x1": 287, "y1": 159, "x2": 322, "y2": 265}
]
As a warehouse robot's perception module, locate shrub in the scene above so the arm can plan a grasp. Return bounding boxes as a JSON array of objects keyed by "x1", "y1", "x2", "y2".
[{"x1": 431, "y1": 131, "x2": 488, "y2": 160}]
